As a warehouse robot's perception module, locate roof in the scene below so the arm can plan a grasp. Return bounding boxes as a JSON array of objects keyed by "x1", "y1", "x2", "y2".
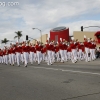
[{"x1": 51, "y1": 26, "x2": 68, "y2": 32}]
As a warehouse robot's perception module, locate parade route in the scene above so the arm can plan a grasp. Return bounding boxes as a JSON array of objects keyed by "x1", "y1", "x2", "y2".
[{"x1": 0, "y1": 60, "x2": 100, "y2": 100}]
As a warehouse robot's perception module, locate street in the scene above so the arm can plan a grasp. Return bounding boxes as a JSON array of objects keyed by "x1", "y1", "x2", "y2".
[{"x1": 0, "y1": 60, "x2": 100, "y2": 100}]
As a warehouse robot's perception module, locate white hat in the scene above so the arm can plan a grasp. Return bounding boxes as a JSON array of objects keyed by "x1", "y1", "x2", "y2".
[
  {"x1": 91, "y1": 38, "x2": 93, "y2": 41},
  {"x1": 84, "y1": 35, "x2": 86, "y2": 38},
  {"x1": 71, "y1": 37, "x2": 74, "y2": 40},
  {"x1": 88, "y1": 40, "x2": 90, "y2": 42},
  {"x1": 57, "y1": 41, "x2": 59, "y2": 44},
  {"x1": 36, "y1": 39, "x2": 39, "y2": 41},
  {"x1": 47, "y1": 37, "x2": 49, "y2": 40},
  {"x1": 60, "y1": 38, "x2": 62, "y2": 41},
  {"x1": 26, "y1": 44, "x2": 28, "y2": 46}
]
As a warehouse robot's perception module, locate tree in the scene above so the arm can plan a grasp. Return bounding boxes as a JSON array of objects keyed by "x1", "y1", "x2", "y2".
[
  {"x1": 14, "y1": 31, "x2": 22, "y2": 43},
  {"x1": 1, "y1": 38, "x2": 9, "y2": 44}
]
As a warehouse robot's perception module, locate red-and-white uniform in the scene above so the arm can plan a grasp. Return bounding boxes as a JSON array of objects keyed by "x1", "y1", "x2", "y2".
[
  {"x1": 55, "y1": 45, "x2": 60, "y2": 62},
  {"x1": 63, "y1": 43, "x2": 68, "y2": 61},
  {"x1": 22, "y1": 45, "x2": 29, "y2": 67},
  {"x1": 89, "y1": 41, "x2": 96, "y2": 60},
  {"x1": 84, "y1": 39, "x2": 90, "y2": 62},
  {"x1": 46, "y1": 43, "x2": 53, "y2": 65},
  {"x1": 35, "y1": 44, "x2": 42, "y2": 65},
  {"x1": 10, "y1": 47, "x2": 16, "y2": 65},
  {"x1": 77, "y1": 43, "x2": 85, "y2": 60},
  {"x1": 15, "y1": 46, "x2": 22, "y2": 66},
  {"x1": 67, "y1": 45, "x2": 72, "y2": 60},
  {"x1": 59, "y1": 42, "x2": 64, "y2": 62},
  {"x1": 29, "y1": 45, "x2": 35, "y2": 64},
  {"x1": 70, "y1": 41, "x2": 77, "y2": 63}
]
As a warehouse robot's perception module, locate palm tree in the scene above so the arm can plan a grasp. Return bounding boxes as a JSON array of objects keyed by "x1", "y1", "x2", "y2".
[
  {"x1": 14, "y1": 31, "x2": 22, "y2": 43},
  {"x1": 1, "y1": 38, "x2": 9, "y2": 44}
]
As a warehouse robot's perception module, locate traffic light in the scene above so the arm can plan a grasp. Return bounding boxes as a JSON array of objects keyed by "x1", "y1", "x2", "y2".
[
  {"x1": 26, "y1": 35, "x2": 28, "y2": 40},
  {"x1": 81, "y1": 26, "x2": 83, "y2": 31}
]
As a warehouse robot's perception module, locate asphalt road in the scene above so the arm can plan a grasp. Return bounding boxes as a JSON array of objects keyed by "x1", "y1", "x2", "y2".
[{"x1": 0, "y1": 59, "x2": 100, "y2": 100}]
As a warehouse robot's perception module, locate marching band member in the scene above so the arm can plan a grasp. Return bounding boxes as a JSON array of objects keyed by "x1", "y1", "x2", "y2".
[
  {"x1": 77, "y1": 42, "x2": 85, "y2": 61},
  {"x1": 84, "y1": 35, "x2": 90, "y2": 62},
  {"x1": 35, "y1": 41, "x2": 41, "y2": 65},
  {"x1": 4, "y1": 47, "x2": 8, "y2": 65},
  {"x1": 21, "y1": 43, "x2": 24, "y2": 63},
  {"x1": 30, "y1": 43, "x2": 35, "y2": 64},
  {"x1": 67, "y1": 44, "x2": 71, "y2": 60},
  {"x1": 0, "y1": 35, "x2": 98, "y2": 66},
  {"x1": 63, "y1": 39, "x2": 68, "y2": 62},
  {"x1": 22, "y1": 42, "x2": 28, "y2": 67},
  {"x1": 46, "y1": 41, "x2": 53, "y2": 65},
  {"x1": 70, "y1": 37, "x2": 77, "y2": 63},
  {"x1": 15, "y1": 44, "x2": 21, "y2": 67},
  {"x1": 55, "y1": 42, "x2": 60, "y2": 62},
  {"x1": 10, "y1": 44, "x2": 16, "y2": 66},
  {"x1": 92, "y1": 40, "x2": 96, "y2": 60},
  {"x1": 59, "y1": 38, "x2": 65, "y2": 63},
  {"x1": 41, "y1": 44, "x2": 46, "y2": 61},
  {"x1": 89, "y1": 39, "x2": 96, "y2": 61},
  {"x1": 0, "y1": 49, "x2": 1, "y2": 64},
  {"x1": 51, "y1": 41, "x2": 56, "y2": 63}
]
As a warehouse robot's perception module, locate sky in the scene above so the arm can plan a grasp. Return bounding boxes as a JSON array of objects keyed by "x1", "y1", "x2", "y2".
[{"x1": 0, "y1": 0, "x2": 100, "y2": 45}]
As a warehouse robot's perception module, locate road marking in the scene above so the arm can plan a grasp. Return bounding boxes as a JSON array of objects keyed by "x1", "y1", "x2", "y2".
[
  {"x1": 62, "y1": 70, "x2": 100, "y2": 75},
  {"x1": 33, "y1": 67, "x2": 100, "y2": 76}
]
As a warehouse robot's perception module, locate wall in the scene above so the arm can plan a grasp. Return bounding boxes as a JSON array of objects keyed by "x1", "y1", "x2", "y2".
[
  {"x1": 73, "y1": 31, "x2": 96, "y2": 42},
  {"x1": 31, "y1": 34, "x2": 48, "y2": 44},
  {"x1": 50, "y1": 28, "x2": 69, "y2": 42},
  {"x1": 73, "y1": 31, "x2": 100, "y2": 47}
]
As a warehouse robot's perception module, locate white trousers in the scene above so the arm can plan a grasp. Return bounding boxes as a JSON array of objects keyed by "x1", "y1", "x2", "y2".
[
  {"x1": 5, "y1": 55, "x2": 8, "y2": 64},
  {"x1": 85, "y1": 47, "x2": 90, "y2": 62},
  {"x1": 8, "y1": 54, "x2": 11, "y2": 64},
  {"x1": 42, "y1": 53, "x2": 45, "y2": 61},
  {"x1": 0, "y1": 56, "x2": 3, "y2": 63},
  {"x1": 0, "y1": 56, "x2": 2, "y2": 63},
  {"x1": 30, "y1": 52, "x2": 34, "y2": 64},
  {"x1": 59, "y1": 50, "x2": 64, "y2": 62},
  {"x1": 2, "y1": 56, "x2": 4, "y2": 64},
  {"x1": 47, "y1": 50, "x2": 52, "y2": 65},
  {"x1": 78, "y1": 49, "x2": 83, "y2": 60},
  {"x1": 64, "y1": 50, "x2": 68, "y2": 61},
  {"x1": 52, "y1": 51, "x2": 55, "y2": 63},
  {"x1": 16, "y1": 52, "x2": 21, "y2": 66},
  {"x1": 93, "y1": 49, "x2": 96, "y2": 60},
  {"x1": 67, "y1": 52, "x2": 71, "y2": 60},
  {"x1": 71, "y1": 49, "x2": 77, "y2": 62},
  {"x1": 23, "y1": 52, "x2": 28, "y2": 66},
  {"x1": 34, "y1": 53, "x2": 37, "y2": 62},
  {"x1": 11, "y1": 54, "x2": 15, "y2": 65},
  {"x1": 36, "y1": 51, "x2": 41, "y2": 64},
  {"x1": 21, "y1": 54, "x2": 24, "y2": 63},
  {"x1": 56, "y1": 52, "x2": 60, "y2": 62}
]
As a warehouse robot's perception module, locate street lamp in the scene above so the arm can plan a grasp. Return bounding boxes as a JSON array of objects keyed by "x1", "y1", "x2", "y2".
[{"x1": 32, "y1": 28, "x2": 42, "y2": 43}]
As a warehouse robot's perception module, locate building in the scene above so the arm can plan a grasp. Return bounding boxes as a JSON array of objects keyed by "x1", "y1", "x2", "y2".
[
  {"x1": 73, "y1": 31, "x2": 100, "y2": 47},
  {"x1": 73, "y1": 31, "x2": 96, "y2": 41},
  {"x1": 31, "y1": 34, "x2": 48, "y2": 44},
  {"x1": 50, "y1": 26, "x2": 69, "y2": 42}
]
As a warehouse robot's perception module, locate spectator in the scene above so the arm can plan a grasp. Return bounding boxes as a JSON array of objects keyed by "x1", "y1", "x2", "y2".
[{"x1": 96, "y1": 47, "x2": 100, "y2": 58}]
